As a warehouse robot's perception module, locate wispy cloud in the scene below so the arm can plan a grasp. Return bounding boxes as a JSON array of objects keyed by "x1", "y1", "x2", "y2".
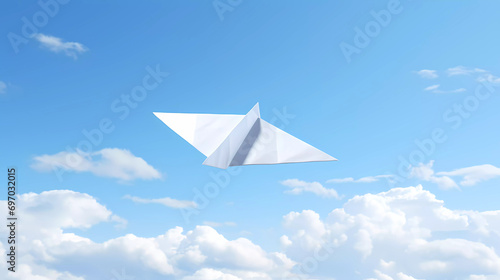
[
  {"x1": 32, "y1": 148, "x2": 162, "y2": 182},
  {"x1": 437, "y1": 164, "x2": 500, "y2": 186},
  {"x1": 327, "y1": 174, "x2": 394, "y2": 184},
  {"x1": 423, "y1": 84, "x2": 466, "y2": 94},
  {"x1": 327, "y1": 161, "x2": 499, "y2": 190},
  {"x1": 418, "y1": 66, "x2": 500, "y2": 94},
  {"x1": 416, "y1": 69, "x2": 438, "y2": 79},
  {"x1": 281, "y1": 179, "x2": 340, "y2": 199},
  {"x1": 477, "y1": 73, "x2": 500, "y2": 84},
  {"x1": 410, "y1": 161, "x2": 500, "y2": 189},
  {"x1": 0, "y1": 81, "x2": 6, "y2": 94},
  {"x1": 447, "y1": 66, "x2": 486, "y2": 76},
  {"x1": 409, "y1": 161, "x2": 459, "y2": 190},
  {"x1": 424, "y1": 84, "x2": 440, "y2": 91},
  {"x1": 203, "y1": 221, "x2": 237, "y2": 227},
  {"x1": 35, "y1": 33, "x2": 88, "y2": 59},
  {"x1": 433, "y1": 88, "x2": 467, "y2": 94},
  {"x1": 123, "y1": 195, "x2": 197, "y2": 209}
]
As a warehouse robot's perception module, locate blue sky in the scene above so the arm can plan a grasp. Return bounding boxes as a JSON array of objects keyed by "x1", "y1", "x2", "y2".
[{"x1": 2, "y1": 1, "x2": 500, "y2": 279}]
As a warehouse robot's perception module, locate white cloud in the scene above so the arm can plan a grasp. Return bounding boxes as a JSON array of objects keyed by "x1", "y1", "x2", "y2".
[
  {"x1": 182, "y1": 268, "x2": 242, "y2": 280},
  {"x1": 280, "y1": 235, "x2": 292, "y2": 248},
  {"x1": 416, "y1": 70, "x2": 438, "y2": 79},
  {"x1": 18, "y1": 190, "x2": 125, "y2": 231},
  {"x1": 418, "y1": 66, "x2": 500, "y2": 94},
  {"x1": 32, "y1": 148, "x2": 162, "y2": 182},
  {"x1": 281, "y1": 185, "x2": 500, "y2": 280},
  {"x1": 410, "y1": 161, "x2": 500, "y2": 188},
  {"x1": 182, "y1": 267, "x2": 284, "y2": 280},
  {"x1": 0, "y1": 190, "x2": 294, "y2": 280},
  {"x1": 424, "y1": 84, "x2": 440, "y2": 91},
  {"x1": 35, "y1": 34, "x2": 88, "y2": 59},
  {"x1": 423, "y1": 84, "x2": 466, "y2": 94},
  {"x1": 0, "y1": 81, "x2": 6, "y2": 94},
  {"x1": 203, "y1": 221, "x2": 237, "y2": 227},
  {"x1": 432, "y1": 88, "x2": 467, "y2": 94},
  {"x1": 2, "y1": 185, "x2": 500, "y2": 279},
  {"x1": 396, "y1": 272, "x2": 423, "y2": 280},
  {"x1": 124, "y1": 194, "x2": 197, "y2": 209},
  {"x1": 281, "y1": 179, "x2": 340, "y2": 198},
  {"x1": 327, "y1": 175, "x2": 394, "y2": 184},
  {"x1": 437, "y1": 164, "x2": 500, "y2": 186},
  {"x1": 447, "y1": 66, "x2": 486, "y2": 76},
  {"x1": 0, "y1": 190, "x2": 127, "y2": 280},
  {"x1": 0, "y1": 258, "x2": 86, "y2": 280},
  {"x1": 326, "y1": 162, "x2": 500, "y2": 191},
  {"x1": 477, "y1": 74, "x2": 500, "y2": 84},
  {"x1": 467, "y1": 275, "x2": 500, "y2": 280},
  {"x1": 409, "y1": 161, "x2": 459, "y2": 190}
]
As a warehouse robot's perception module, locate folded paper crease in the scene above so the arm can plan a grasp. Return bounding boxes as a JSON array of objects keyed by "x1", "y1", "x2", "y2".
[{"x1": 154, "y1": 103, "x2": 337, "y2": 169}]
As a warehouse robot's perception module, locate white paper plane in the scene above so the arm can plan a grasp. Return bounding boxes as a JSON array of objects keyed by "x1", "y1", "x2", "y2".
[{"x1": 154, "y1": 103, "x2": 337, "y2": 169}]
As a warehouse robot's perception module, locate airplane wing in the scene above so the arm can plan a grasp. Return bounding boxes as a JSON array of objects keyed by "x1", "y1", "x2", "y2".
[
  {"x1": 235, "y1": 119, "x2": 335, "y2": 166},
  {"x1": 153, "y1": 112, "x2": 244, "y2": 156},
  {"x1": 155, "y1": 103, "x2": 336, "y2": 169}
]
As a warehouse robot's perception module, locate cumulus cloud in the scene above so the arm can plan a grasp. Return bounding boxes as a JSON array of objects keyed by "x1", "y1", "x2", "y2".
[
  {"x1": 281, "y1": 185, "x2": 500, "y2": 280},
  {"x1": 416, "y1": 70, "x2": 438, "y2": 79},
  {"x1": 0, "y1": 190, "x2": 294, "y2": 280},
  {"x1": 123, "y1": 194, "x2": 197, "y2": 209},
  {"x1": 327, "y1": 175, "x2": 394, "y2": 184},
  {"x1": 32, "y1": 148, "x2": 162, "y2": 182},
  {"x1": 35, "y1": 34, "x2": 88, "y2": 59},
  {"x1": 18, "y1": 190, "x2": 126, "y2": 231},
  {"x1": 281, "y1": 179, "x2": 340, "y2": 198},
  {"x1": 0, "y1": 190, "x2": 127, "y2": 280},
  {"x1": 182, "y1": 268, "x2": 241, "y2": 280},
  {"x1": 2, "y1": 185, "x2": 500, "y2": 279}
]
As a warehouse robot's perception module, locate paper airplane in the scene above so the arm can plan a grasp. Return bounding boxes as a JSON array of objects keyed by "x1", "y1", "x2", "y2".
[{"x1": 154, "y1": 103, "x2": 337, "y2": 169}]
